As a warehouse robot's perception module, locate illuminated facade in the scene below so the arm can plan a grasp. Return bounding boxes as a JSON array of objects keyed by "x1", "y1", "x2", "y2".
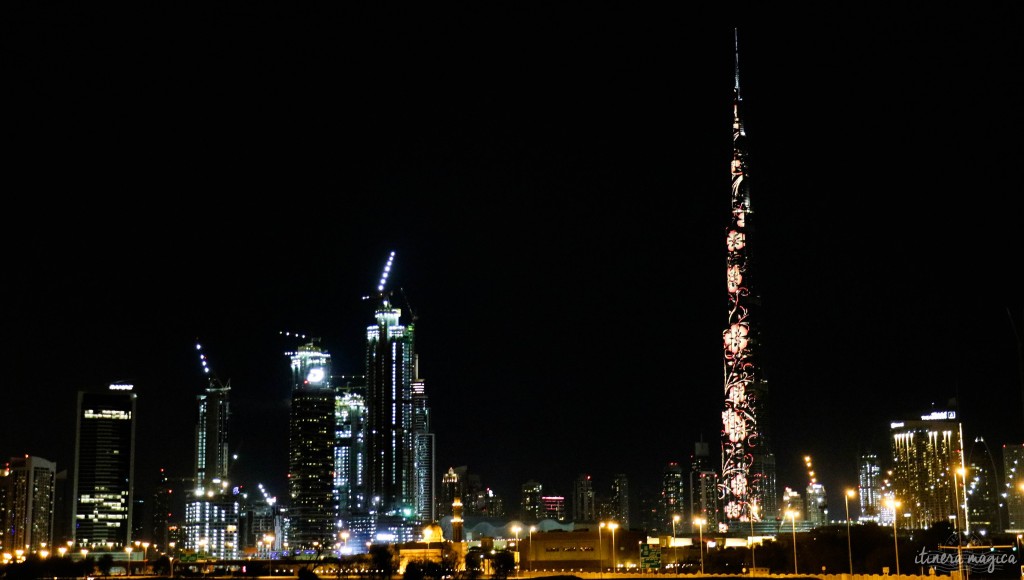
[
  {"x1": 366, "y1": 299, "x2": 416, "y2": 516},
  {"x1": 720, "y1": 32, "x2": 776, "y2": 528},
  {"x1": 411, "y1": 360, "x2": 435, "y2": 522},
  {"x1": 662, "y1": 462, "x2": 683, "y2": 532},
  {"x1": 611, "y1": 474, "x2": 630, "y2": 530},
  {"x1": 521, "y1": 480, "x2": 543, "y2": 520},
  {"x1": 287, "y1": 340, "x2": 337, "y2": 547},
  {"x1": 1004, "y1": 443, "x2": 1024, "y2": 532},
  {"x1": 438, "y1": 467, "x2": 463, "y2": 519},
  {"x1": 858, "y1": 453, "x2": 882, "y2": 522},
  {"x1": 541, "y1": 496, "x2": 566, "y2": 521},
  {"x1": 72, "y1": 383, "x2": 136, "y2": 548},
  {"x1": 185, "y1": 349, "x2": 238, "y2": 559},
  {"x1": 804, "y1": 483, "x2": 827, "y2": 527},
  {"x1": 335, "y1": 378, "x2": 367, "y2": 517},
  {"x1": 184, "y1": 493, "x2": 239, "y2": 559},
  {"x1": 890, "y1": 410, "x2": 964, "y2": 529},
  {"x1": 1, "y1": 456, "x2": 56, "y2": 551}
]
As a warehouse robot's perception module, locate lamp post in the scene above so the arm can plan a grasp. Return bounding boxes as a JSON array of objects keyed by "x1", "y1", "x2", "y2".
[
  {"x1": 749, "y1": 502, "x2": 758, "y2": 571},
  {"x1": 125, "y1": 547, "x2": 133, "y2": 576},
  {"x1": 671, "y1": 515, "x2": 680, "y2": 571},
  {"x1": 845, "y1": 489, "x2": 856, "y2": 574},
  {"x1": 608, "y1": 522, "x2": 619, "y2": 573},
  {"x1": 529, "y1": 526, "x2": 536, "y2": 574},
  {"x1": 693, "y1": 518, "x2": 705, "y2": 575},
  {"x1": 786, "y1": 510, "x2": 798, "y2": 574},
  {"x1": 598, "y1": 522, "x2": 605, "y2": 578},
  {"x1": 511, "y1": 526, "x2": 521, "y2": 577},
  {"x1": 886, "y1": 499, "x2": 901, "y2": 576},
  {"x1": 142, "y1": 542, "x2": 149, "y2": 574},
  {"x1": 952, "y1": 469, "x2": 965, "y2": 580}
]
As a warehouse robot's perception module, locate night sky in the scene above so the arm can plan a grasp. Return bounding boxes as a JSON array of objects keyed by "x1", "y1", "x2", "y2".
[{"x1": 4, "y1": 5, "x2": 1023, "y2": 522}]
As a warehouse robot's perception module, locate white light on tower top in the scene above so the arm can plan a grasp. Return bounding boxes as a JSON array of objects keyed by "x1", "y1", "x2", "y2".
[{"x1": 374, "y1": 252, "x2": 393, "y2": 293}]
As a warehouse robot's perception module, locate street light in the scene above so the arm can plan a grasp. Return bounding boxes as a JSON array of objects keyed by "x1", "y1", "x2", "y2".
[
  {"x1": 749, "y1": 502, "x2": 759, "y2": 571},
  {"x1": 529, "y1": 526, "x2": 536, "y2": 574},
  {"x1": 608, "y1": 522, "x2": 618, "y2": 573},
  {"x1": 693, "y1": 517, "x2": 706, "y2": 575},
  {"x1": 785, "y1": 510, "x2": 798, "y2": 574},
  {"x1": 886, "y1": 499, "x2": 901, "y2": 576},
  {"x1": 125, "y1": 547, "x2": 132, "y2": 576},
  {"x1": 671, "y1": 515, "x2": 680, "y2": 571},
  {"x1": 953, "y1": 469, "x2": 966, "y2": 580},
  {"x1": 142, "y1": 542, "x2": 149, "y2": 574},
  {"x1": 845, "y1": 489, "x2": 856, "y2": 574},
  {"x1": 598, "y1": 522, "x2": 605, "y2": 578},
  {"x1": 58, "y1": 547, "x2": 67, "y2": 558},
  {"x1": 511, "y1": 526, "x2": 521, "y2": 577}
]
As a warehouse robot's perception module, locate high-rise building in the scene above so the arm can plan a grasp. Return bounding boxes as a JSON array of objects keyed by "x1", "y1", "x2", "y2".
[
  {"x1": 335, "y1": 375, "x2": 367, "y2": 517},
  {"x1": 521, "y1": 480, "x2": 543, "y2": 521},
  {"x1": 1, "y1": 456, "x2": 56, "y2": 551},
  {"x1": 662, "y1": 462, "x2": 683, "y2": 533},
  {"x1": 185, "y1": 346, "x2": 238, "y2": 560},
  {"x1": 366, "y1": 295, "x2": 416, "y2": 517},
  {"x1": 573, "y1": 474, "x2": 596, "y2": 523},
  {"x1": 1003, "y1": 443, "x2": 1024, "y2": 532},
  {"x1": 719, "y1": 32, "x2": 776, "y2": 529},
  {"x1": 287, "y1": 340, "x2": 337, "y2": 547},
  {"x1": 438, "y1": 467, "x2": 463, "y2": 519},
  {"x1": 858, "y1": 454, "x2": 882, "y2": 522},
  {"x1": 689, "y1": 442, "x2": 719, "y2": 529},
  {"x1": 804, "y1": 483, "x2": 827, "y2": 527},
  {"x1": 411, "y1": 358, "x2": 435, "y2": 523},
  {"x1": 965, "y1": 437, "x2": 1001, "y2": 535},
  {"x1": 541, "y1": 496, "x2": 566, "y2": 521},
  {"x1": 72, "y1": 383, "x2": 137, "y2": 548},
  {"x1": 152, "y1": 469, "x2": 172, "y2": 550},
  {"x1": 610, "y1": 474, "x2": 630, "y2": 530},
  {"x1": 890, "y1": 409, "x2": 964, "y2": 530}
]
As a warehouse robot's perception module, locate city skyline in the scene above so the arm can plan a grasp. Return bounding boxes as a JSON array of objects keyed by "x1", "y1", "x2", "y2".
[{"x1": 4, "y1": 7, "x2": 1024, "y2": 527}]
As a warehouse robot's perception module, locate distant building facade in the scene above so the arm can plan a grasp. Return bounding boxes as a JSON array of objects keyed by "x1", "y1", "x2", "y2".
[
  {"x1": 72, "y1": 383, "x2": 137, "y2": 548},
  {"x1": 1004, "y1": 443, "x2": 1024, "y2": 532},
  {"x1": 858, "y1": 454, "x2": 882, "y2": 522},
  {"x1": 890, "y1": 410, "x2": 963, "y2": 529},
  {"x1": 1, "y1": 456, "x2": 57, "y2": 551}
]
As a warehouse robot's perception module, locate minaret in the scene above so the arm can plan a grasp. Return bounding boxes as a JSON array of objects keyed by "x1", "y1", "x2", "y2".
[{"x1": 720, "y1": 30, "x2": 776, "y2": 529}]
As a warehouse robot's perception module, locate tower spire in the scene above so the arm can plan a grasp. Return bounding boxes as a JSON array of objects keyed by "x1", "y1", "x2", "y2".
[
  {"x1": 720, "y1": 29, "x2": 776, "y2": 530},
  {"x1": 734, "y1": 28, "x2": 741, "y2": 99}
]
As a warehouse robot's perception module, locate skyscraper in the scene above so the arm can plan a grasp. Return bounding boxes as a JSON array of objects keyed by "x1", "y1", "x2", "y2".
[
  {"x1": 335, "y1": 376, "x2": 367, "y2": 517},
  {"x1": 1, "y1": 456, "x2": 56, "y2": 551},
  {"x1": 72, "y1": 383, "x2": 137, "y2": 548},
  {"x1": 438, "y1": 467, "x2": 463, "y2": 519},
  {"x1": 719, "y1": 31, "x2": 776, "y2": 529},
  {"x1": 965, "y1": 437, "x2": 1001, "y2": 535},
  {"x1": 411, "y1": 358, "x2": 435, "y2": 522},
  {"x1": 610, "y1": 474, "x2": 630, "y2": 530},
  {"x1": 573, "y1": 474, "x2": 596, "y2": 523},
  {"x1": 185, "y1": 344, "x2": 238, "y2": 559},
  {"x1": 661, "y1": 462, "x2": 683, "y2": 533},
  {"x1": 1003, "y1": 443, "x2": 1024, "y2": 532},
  {"x1": 858, "y1": 454, "x2": 882, "y2": 522},
  {"x1": 287, "y1": 340, "x2": 337, "y2": 547},
  {"x1": 890, "y1": 409, "x2": 963, "y2": 529},
  {"x1": 521, "y1": 480, "x2": 543, "y2": 521},
  {"x1": 366, "y1": 292, "x2": 416, "y2": 516},
  {"x1": 689, "y1": 442, "x2": 719, "y2": 529}
]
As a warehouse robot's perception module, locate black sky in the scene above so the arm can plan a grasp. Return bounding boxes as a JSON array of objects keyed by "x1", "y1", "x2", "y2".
[{"x1": 3, "y1": 4, "x2": 1023, "y2": 521}]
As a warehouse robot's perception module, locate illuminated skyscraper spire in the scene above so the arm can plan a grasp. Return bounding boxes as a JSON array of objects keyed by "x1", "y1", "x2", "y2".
[{"x1": 720, "y1": 30, "x2": 776, "y2": 529}]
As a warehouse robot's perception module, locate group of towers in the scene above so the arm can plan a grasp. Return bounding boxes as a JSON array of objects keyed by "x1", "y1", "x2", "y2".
[{"x1": 181, "y1": 251, "x2": 435, "y2": 557}]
